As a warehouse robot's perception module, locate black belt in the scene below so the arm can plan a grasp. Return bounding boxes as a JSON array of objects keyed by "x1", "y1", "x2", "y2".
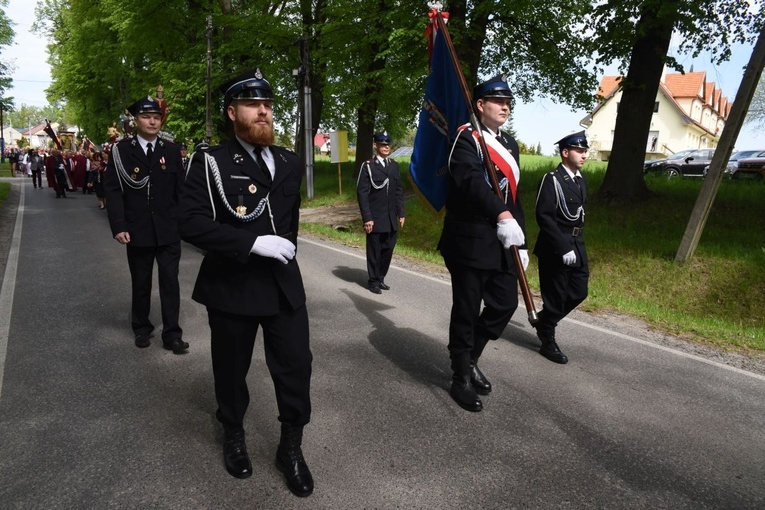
[{"x1": 560, "y1": 225, "x2": 583, "y2": 236}]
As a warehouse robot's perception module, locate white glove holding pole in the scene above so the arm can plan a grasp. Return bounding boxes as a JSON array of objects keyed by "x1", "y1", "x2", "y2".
[
  {"x1": 562, "y1": 250, "x2": 576, "y2": 266},
  {"x1": 518, "y1": 249, "x2": 529, "y2": 271},
  {"x1": 251, "y1": 235, "x2": 296, "y2": 264},
  {"x1": 496, "y1": 218, "x2": 525, "y2": 248}
]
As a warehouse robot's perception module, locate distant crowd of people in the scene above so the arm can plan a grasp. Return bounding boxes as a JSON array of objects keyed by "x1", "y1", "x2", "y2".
[{"x1": 5, "y1": 146, "x2": 108, "y2": 208}]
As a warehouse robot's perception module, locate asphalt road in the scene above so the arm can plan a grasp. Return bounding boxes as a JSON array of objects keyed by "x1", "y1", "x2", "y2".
[{"x1": 0, "y1": 178, "x2": 764, "y2": 509}]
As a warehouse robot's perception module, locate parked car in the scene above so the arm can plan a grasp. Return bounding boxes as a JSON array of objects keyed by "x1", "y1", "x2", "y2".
[
  {"x1": 643, "y1": 149, "x2": 715, "y2": 178},
  {"x1": 733, "y1": 152, "x2": 765, "y2": 180}
]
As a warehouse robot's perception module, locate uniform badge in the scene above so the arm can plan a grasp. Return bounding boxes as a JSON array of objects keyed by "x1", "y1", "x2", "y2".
[
  {"x1": 248, "y1": 184, "x2": 257, "y2": 194},
  {"x1": 236, "y1": 205, "x2": 247, "y2": 215},
  {"x1": 159, "y1": 156, "x2": 166, "y2": 170},
  {"x1": 233, "y1": 153, "x2": 244, "y2": 164}
]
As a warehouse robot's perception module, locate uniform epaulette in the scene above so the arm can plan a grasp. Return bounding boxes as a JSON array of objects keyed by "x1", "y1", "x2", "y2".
[{"x1": 195, "y1": 142, "x2": 219, "y2": 153}]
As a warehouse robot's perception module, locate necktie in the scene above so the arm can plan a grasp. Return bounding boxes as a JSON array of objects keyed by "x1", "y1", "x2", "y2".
[
  {"x1": 254, "y1": 147, "x2": 271, "y2": 183},
  {"x1": 146, "y1": 142, "x2": 154, "y2": 163},
  {"x1": 575, "y1": 176, "x2": 582, "y2": 191}
]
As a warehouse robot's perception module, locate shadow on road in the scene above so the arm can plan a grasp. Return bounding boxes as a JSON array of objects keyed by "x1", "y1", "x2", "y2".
[{"x1": 340, "y1": 287, "x2": 450, "y2": 391}]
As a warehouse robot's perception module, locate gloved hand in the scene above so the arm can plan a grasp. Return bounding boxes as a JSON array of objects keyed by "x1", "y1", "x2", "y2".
[
  {"x1": 251, "y1": 235, "x2": 296, "y2": 264},
  {"x1": 518, "y1": 249, "x2": 529, "y2": 271},
  {"x1": 562, "y1": 250, "x2": 576, "y2": 266},
  {"x1": 496, "y1": 218, "x2": 525, "y2": 248}
]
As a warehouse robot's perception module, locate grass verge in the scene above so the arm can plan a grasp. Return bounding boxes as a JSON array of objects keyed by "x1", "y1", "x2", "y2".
[{"x1": 302, "y1": 155, "x2": 765, "y2": 355}]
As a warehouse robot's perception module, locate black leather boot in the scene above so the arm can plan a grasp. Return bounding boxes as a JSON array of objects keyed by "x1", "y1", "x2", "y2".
[
  {"x1": 470, "y1": 360, "x2": 492, "y2": 395},
  {"x1": 537, "y1": 329, "x2": 568, "y2": 364},
  {"x1": 275, "y1": 423, "x2": 314, "y2": 497},
  {"x1": 223, "y1": 430, "x2": 252, "y2": 479},
  {"x1": 449, "y1": 354, "x2": 482, "y2": 412},
  {"x1": 470, "y1": 333, "x2": 492, "y2": 395}
]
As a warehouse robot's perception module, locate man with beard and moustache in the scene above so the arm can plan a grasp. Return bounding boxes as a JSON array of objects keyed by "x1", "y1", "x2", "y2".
[
  {"x1": 438, "y1": 75, "x2": 528, "y2": 413},
  {"x1": 532, "y1": 131, "x2": 590, "y2": 365},
  {"x1": 178, "y1": 68, "x2": 314, "y2": 497},
  {"x1": 104, "y1": 97, "x2": 188, "y2": 355}
]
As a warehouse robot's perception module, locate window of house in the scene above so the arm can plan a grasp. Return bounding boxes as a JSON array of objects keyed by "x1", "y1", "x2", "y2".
[{"x1": 653, "y1": 102, "x2": 659, "y2": 113}]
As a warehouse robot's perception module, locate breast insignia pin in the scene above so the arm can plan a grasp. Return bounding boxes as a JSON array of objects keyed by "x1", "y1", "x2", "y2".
[
  {"x1": 249, "y1": 184, "x2": 257, "y2": 194},
  {"x1": 236, "y1": 205, "x2": 247, "y2": 215}
]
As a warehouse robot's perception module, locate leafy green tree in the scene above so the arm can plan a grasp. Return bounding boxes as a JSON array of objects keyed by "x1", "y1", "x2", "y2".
[{"x1": 591, "y1": 0, "x2": 759, "y2": 203}]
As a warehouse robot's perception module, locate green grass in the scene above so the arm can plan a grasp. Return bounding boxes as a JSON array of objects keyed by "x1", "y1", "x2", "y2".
[{"x1": 302, "y1": 156, "x2": 765, "y2": 355}]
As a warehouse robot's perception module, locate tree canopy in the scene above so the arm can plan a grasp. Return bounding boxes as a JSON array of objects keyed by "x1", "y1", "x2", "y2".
[
  {"x1": 30, "y1": 0, "x2": 763, "y2": 201},
  {"x1": 0, "y1": 0, "x2": 15, "y2": 116}
]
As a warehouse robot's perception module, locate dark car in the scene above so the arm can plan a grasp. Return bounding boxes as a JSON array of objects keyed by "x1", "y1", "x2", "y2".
[
  {"x1": 733, "y1": 151, "x2": 765, "y2": 180},
  {"x1": 726, "y1": 150, "x2": 765, "y2": 176},
  {"x1": 643, "y1": 149, "x2": 705, "y2": 178}
]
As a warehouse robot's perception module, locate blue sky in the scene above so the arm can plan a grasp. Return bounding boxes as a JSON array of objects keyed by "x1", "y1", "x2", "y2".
[{"x1": 3, "y1": 0, "x2": 762, "y2": 153}]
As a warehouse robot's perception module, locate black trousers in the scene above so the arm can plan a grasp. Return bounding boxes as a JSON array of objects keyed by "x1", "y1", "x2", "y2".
[
  {"x1": 366, "y1": 230, "x2": 397, "y2": 286},
  {"x1": 537, "y1": 255, "x2": 589, "y2": 331},
  {"x1": 445, "y1": 260, "x2": 518, "y2": 362},
  {"x1": 31, "y1": 170, "x2": 42, "y2": 188},
  {"x1": 207, "y1": 304, "x2": 312, "y2": 436},
  {"x1": 55, "y1": 171, "x2": 68, "y2": 196},
  {"x1": 126, "y1": 242, "x2": 182, "y2": 341}
]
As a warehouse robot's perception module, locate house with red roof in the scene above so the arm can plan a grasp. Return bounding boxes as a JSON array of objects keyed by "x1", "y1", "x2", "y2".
[{"x1": 580, "y1": 70, "x2": 731, "y2": 161}]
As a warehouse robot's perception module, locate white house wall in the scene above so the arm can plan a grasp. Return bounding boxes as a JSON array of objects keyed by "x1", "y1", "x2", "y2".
[{"x1": 586, "y1": 87, "x2": 721, "y2": 161}]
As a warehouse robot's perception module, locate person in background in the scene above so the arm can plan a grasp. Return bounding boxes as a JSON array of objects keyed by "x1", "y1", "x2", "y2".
[
  {"x1": 103, "y1": 97, "x2": 187, "y2": 355},
  {"x1": 30, "y1": 149, "x2": 45, "y2": 189},
  {"x1": 91, "y1": 151, "x2": 107, "y2": 209},
  {"x1": 356, "y1": 131, "x2": 405, "y2": 294},
  {"x1": 532, "y1": 131, "x2": 590, "y2": 365}
]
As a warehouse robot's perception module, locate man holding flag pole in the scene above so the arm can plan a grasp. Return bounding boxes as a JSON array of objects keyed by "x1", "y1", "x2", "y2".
[{"x1": 411, "y1": 7, "x2": 531, "y2": 413}]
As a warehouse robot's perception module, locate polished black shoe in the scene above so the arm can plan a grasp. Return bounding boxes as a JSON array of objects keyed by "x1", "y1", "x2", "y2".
[
  {"x1": 224, "y1": 432, "x2": 252, "y2": 479},
  {"x1": 379, "y1": 282, "x2": 391, "y2": 291},
  {"x1": 276, "y1": 425, "x2": 314, "y2": 497},
  {"x1": 368, "y1": 285, "x2": 382, "y2": 294},
  {"x1": 540, "y1": 341, "x2": 569, "y2": 364},
  {"x1": 470, "y1": 361, "x2": 492, "y2": 395},
  {"x1": 450, "y1": 376, "x2": 482, "y2": 412},
  {"x1": 163, "y1": 338, "x2": 189, "y2": 354},
  {"x1": 134, "y1": 334, "x2": 151, "y2": 348}
]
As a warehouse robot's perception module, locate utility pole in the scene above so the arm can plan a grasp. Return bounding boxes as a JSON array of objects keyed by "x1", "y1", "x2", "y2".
[
  {"x1": 205, "y1": 15, "x2": 213, "y2": 144},
  {"x1": 675, "y1": 24, "x2": 765, "y2": 262},
  {"x1": 297, "y1": 35, "x2": 314, "y2": 198}
]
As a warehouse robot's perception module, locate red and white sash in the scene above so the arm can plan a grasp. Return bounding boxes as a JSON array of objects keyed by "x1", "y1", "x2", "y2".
[{"x1": 458, "y1": 123, "x2": 520, "y2": 202}]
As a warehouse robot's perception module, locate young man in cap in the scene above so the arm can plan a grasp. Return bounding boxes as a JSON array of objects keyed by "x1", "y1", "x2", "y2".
[
  {"x1": 356, "y1": 131, "x2": 405, "y2": 294},
  {"x1": 532, "y1": 130, "x2": 590, "y2": 364},
  {"x1": 103, "y1": 96, "x2": 187, "y2": 355},
  {"x1": 178, "y1": 68, "x2": 314, "y2": 497},
  {"x1": 439, "y1": 75, "x2": 528, "y2": 412}
]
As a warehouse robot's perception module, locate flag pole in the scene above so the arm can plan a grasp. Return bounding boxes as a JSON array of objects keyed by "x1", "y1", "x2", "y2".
[{"x1": 432, "y1": 9, "x2": 538, "y2": 324}]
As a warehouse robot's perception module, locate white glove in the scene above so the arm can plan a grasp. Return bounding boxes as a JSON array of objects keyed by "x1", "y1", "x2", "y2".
[
  {"x1": 496, "y1": 218, "x2": 525, "y2": 248},
  {"x1": 518, "y1": 249, "x2": 529, "y2": 271},
  {"x1": 251, "y1": 235, "x2": 296, "y2": 264},
  {"x1": 562, "y1": 250, "x2": 576, "y2": 266}
]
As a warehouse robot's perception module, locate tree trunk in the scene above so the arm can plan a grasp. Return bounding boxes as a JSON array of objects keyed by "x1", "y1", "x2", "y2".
[
  {"x1": 448, "y1": 0, "x2": 490, "y2": 84},
  {"x1": 597, "y1": 2, "x2": 677, "y2": 204},
  {"x1": 353, "y1": 0, "x2": 388, "y2": 175}
]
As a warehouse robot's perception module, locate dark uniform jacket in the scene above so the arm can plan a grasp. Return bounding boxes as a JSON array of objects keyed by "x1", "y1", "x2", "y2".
[
  {"x1": 103, "y1": 136, "x2": 183, "y2": 247},
  {"x1": 178, "y1": 140, "x2": 305, "y2": 317},
  {"x1": 356, "y1": 157, "x2": 405, "y2": 233},
  {"x1": 438, "y1": 126, "x2": 526, "y2": 271},
  {"x1": 533, "y1": 163, "x2": 587, "y2": 267}
]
